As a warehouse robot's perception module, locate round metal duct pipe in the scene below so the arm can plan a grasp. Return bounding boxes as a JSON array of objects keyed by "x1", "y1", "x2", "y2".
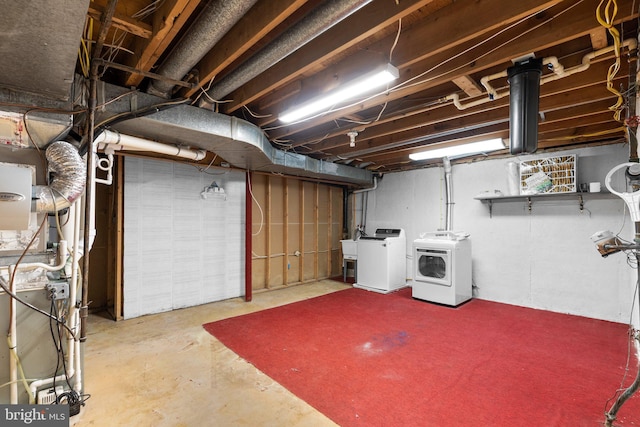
[
  {"x1": 34, "y1": 141, "x2": 86, "y2": 213},
  {"x1": 147, "y1": 0, "x2": 259, "y2": 97},
  {"x1": 202, "y1": 0, "x2": 373, "y2": 104}
]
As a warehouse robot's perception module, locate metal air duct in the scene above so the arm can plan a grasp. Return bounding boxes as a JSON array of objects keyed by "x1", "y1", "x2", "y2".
[
  {"x1": 147, "y1": 0, "x2": 259, "y2": 97},
  {"x1": 507, "y1": 58, "x2": 543, "y2": 155},
  {"x1": 202, "y1": 0, "x2": 373, "y2": 103},
  {"x1": 96, "y1": 82, "x2": 373, "y2": 186},
  {"x1": 0, "y1": 0, "x2": 90, "y2": 100},
  {"x1": 33, "y1": 141, "x2": 86, "y2": 213}
]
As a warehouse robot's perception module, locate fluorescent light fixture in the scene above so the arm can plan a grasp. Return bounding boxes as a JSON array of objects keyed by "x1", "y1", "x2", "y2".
[
  {"x1": 279, "y1": 64, "x2": 399, "y2": 123},
  {"x1": 409, "y1": 138, "x2": 506, "y2": 161}
]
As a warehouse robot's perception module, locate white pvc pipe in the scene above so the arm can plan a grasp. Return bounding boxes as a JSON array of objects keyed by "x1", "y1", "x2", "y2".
[
  {"x1": 94, "y1": 129, "x2": 207, "y2": 161},
  {"x1": 450, "y1": 38, "x2": 638, "y2": 111},
  {"x1": 9, "y1": 265, "x2": 17, "y2": 404},
  {"x1": 28, "y1": 375, "x2": 67, "y2": 402},
  {"x1": 68, "y1": 199, "x2": 82, "y2": 392},
  {"x1": 26, "y1": 202, "x2": 83, "y2": 402},
  {"x1": 353, "y1": 176, "x2": 378, "y2": 194},
  {"x1": 6, "y1": 241, "x2": 68, "y2": 404}
]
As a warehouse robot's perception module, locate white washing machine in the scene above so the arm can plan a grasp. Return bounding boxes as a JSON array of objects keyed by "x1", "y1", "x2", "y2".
[
  {"x1": 355, "y1": 228, "x2": 407, "y2": 294},
  {"x1": 412, "y1": 231, "x2": 472, "y2": 306}
]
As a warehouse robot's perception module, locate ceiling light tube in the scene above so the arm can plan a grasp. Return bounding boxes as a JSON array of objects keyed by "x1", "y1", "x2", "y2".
[
  {"x1": 279, "y1": 63, "x2": 399, "y2": 123},
  {"x1": 409, "y1": 138, "x2": 506, "y2": 161}
]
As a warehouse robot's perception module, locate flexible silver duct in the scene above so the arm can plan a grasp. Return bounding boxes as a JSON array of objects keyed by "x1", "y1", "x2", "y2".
[
  {"x1": 202, "y1": 0, "x2": 373, "y2": 103},
  {"x1": 147, "y1": 0, "x2": 258, "y2": 97},
  {"x1": 34, "y1": 141, "x2": 86, "y2": 213}
]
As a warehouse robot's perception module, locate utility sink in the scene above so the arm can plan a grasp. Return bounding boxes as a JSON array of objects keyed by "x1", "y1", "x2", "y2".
[{"x1": 340, "y1": 239, "x2": 358, "y2": 260}]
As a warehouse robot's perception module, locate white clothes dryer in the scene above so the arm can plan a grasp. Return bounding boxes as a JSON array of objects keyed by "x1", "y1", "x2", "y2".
[{"x1": 412, "y1": 231, "x2": 472, "y2": 306}]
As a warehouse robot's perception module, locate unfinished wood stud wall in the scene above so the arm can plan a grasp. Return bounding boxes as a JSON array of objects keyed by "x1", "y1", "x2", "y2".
[{"x1": 250, "y1": 173, "x2": 343, "y2": 291}]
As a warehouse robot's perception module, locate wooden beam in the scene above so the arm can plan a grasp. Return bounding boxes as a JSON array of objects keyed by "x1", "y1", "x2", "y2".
[
  {"x1": 538, "y1": 112, "x2": 614, "y2": 133},
  {"x1": 115, "y1": 156, "x2": 124, "y2": 320},
  {"x1": 266, "y1": 175, "x2": 271, "y2": 289},
  {"x1": 267, "y1": 0, "x2": 636, "y2": 140},
  {"x1": 314, "y1": 183, "x2": 319, "y2": 280},
  {"x1": 183, "y1": 0, "x2": 309, "y2": 98},
  {"x1": 309, "y1": 61, "x2": 621, "y2": 155},
  {"x1": 328, "y1": 81, "x2": 621, "y2": 162},
  {"x1": 538, "y1": 122, "x2": 626, "y2": 148},
  {"x1": 327, "y1": 187, "x2": 332, "y2": 277},
  {"x1": 452, "y1": 75, "x2": 484, "y2": 97},
  {"x1": 222, "y1": 0, "x2": 436, "y2": 113},
  {"x1": 283, "y1": 179, "x2": 289, "y2": 286},
  {"x1": 88, "y1": 4, "x2": 152, "y2": 39},
  {"x1": 299, "y1": 181, "x2": 305, "y2": 283},
  {"x1": 590, "y1": 27, "x2": 609, "y2": 50},
  {"x1": 124, "y1": 0, "x2": 201, "y2": 87}
]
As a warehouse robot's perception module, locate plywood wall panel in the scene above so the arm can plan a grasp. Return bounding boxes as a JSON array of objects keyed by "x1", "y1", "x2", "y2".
[{"x1": 248, "y1": 175, "x2": 343, "y2": 288}]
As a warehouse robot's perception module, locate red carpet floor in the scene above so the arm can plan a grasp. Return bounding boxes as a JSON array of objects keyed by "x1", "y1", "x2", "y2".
[{"x1": 203, "y1": 287, "x2": 640, "y2": 426}]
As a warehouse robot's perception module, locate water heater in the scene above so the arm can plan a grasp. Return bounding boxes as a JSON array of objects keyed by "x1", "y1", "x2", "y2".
[{"x1": 507, "y1": 58, "x2": 543, "y2": 155}]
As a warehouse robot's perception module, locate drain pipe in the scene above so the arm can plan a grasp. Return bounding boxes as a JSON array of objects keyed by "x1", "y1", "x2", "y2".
[
  {"x1": 147, "y1": 0, "x2": 258, "y2": 97},
  {"x1": 94, "y1": 130, "x2": 207, "y2": 161},
  {"x1": 352, "y1": 176, "x2": 378, "y2": 235},
  {"x1": 443, "y1": 156, "x2": 453, "y2": 231},
  {"x1": 202, "y1": 0, "x2": 373, "y2": 104}
]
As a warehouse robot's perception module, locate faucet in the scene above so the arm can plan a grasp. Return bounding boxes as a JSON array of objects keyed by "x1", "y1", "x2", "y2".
[{"x1": 355, "y1": 225, "x2": 367, "y2": 239}]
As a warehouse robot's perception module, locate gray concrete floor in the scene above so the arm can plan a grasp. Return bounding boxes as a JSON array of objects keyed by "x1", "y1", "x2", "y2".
[{"x1": 72, "y1": 280, "x2": 350, "y2": 427}]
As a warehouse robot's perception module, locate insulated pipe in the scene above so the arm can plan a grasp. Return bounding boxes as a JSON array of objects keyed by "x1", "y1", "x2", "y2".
[
  {"x1": 203, "y1": 0, "x2": 373, "y2": 103},
  {"x1": 147, "y1": 0, "x2": 258, "y2": 97},
  {"x1": 33, "y1": 141, "x2": 86, "y2": 213},
  {"x1": 95, "y1": 129, "x2": 207, "y2": 161},
  {"x1": 449, "y1": 38, "x2": 639, "y2": 111}
]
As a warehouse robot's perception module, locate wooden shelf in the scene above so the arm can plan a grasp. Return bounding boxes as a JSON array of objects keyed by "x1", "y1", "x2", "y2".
[{"x1": 474, "y1": 191, "x2": 618, "y2": 217}]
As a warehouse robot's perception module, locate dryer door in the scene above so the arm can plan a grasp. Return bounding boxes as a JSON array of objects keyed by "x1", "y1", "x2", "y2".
[{"x1": 414, "y1": 248, "x2": 451, "y2": 286}]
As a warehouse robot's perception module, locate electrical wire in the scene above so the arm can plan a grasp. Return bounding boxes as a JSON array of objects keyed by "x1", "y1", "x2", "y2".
[
  {"x1": 263, "y1": 1, "x2": 569, "y2": 132},
  {"x1": 596, "y1": 0, "x2": 625, "y2": 122},
  {"x1": 6, "y1": 336, "x2": 32, "y2": 402},
  {"x1": 92, "y1": 97, "x2": 190, "y2": 132},
  {"x1": 78, "y1": 17, "x2": 93, "y2": 78},
  {"x1": 243, "y1": 105, "x2": 272, "y2": 119},
  {"x1": 389, "y1": 18, "x2": 402, "y2": 63},
  {"x1": 604, "y1": 270, "x2": 640, "y2": 414},
  {"x1": 132, "y1": 0, "x2": 165, "y2": 19},
  {"x1": 246, "y1": 172, "x2": 264, "y2": 236}
]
